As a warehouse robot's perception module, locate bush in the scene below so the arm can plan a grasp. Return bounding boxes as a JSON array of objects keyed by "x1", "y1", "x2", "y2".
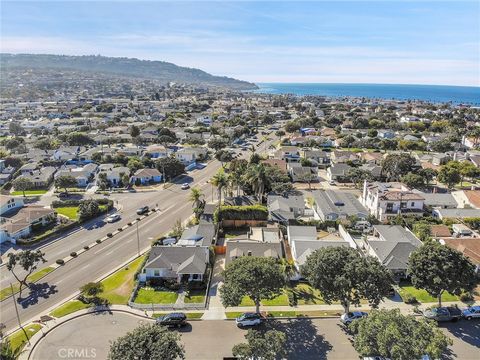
[
  {"x1": 163, "y1": 279, "x2": 181, "y2": 291},
  {"x1": 96, "y1": 239, "x2": 102, "y2": 244},
  {"x1": 460, "y1": 291, "x2": 474, "y2": 302},
  {"x1": 117, "y1": 228, "x2": 123, "y2": 232},
  {"x1": 83, "y1": 245, "x2": 89, "y2": 250},
  {"x1": 402, "y1": 293, "x2": 418, "y2": 304},
  {"x1": 127, "y1": 222, "x2": 132, "y2": 226},
  {"x1": 107, "y1": 233, "x2": 113, "y2": 237},
  {"x1": 187, "y1": 281, "x2": 206, "y2": 291},
  {"x1": 146, "y1": 278, "x2": 164, "y2": 287},
  {"x1": 70, "y1": 252, "x2": 77, "y2": 257},
  {"x1": 56, "y1": 259, "x2": 65, "y2": 265},
  {"x1": 215, "y1": 205, "x2": 269, "y2": 222},
  {"x1": 287, "y1": 291, "x2": 297, "y2": 306}
]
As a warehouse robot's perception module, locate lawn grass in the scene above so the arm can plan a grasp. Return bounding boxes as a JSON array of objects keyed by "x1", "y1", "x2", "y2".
[
  {"x1": 0, "y1": 266, "x2": 55, "y2": 301},
  {"x1": 398, "y1": 285, "x2": 458, "y2": 303},
  {"x1": 11, "y1": 189, "x2": 48, "y2": 196},
  {"x1": 134, "y1": 288, "x2": 178, "y2": 304},
  {"x1": 55, "y1": 207, "x2": 78, "y2": 220},
  {"x1": 99, "y1": 255, "x2": 146, "y2": 304},
  {"x1": 288, "y1": 283, "x2": 325, "y2": 305},
  {"x1": 239, "y1": 292, "x2": 289, "y2": 307},
  {"x1": 153, "y1": 312, "x2": 204, "y2": 320},
  {"x1": 8, "y1": 323, "x2": 43, "y2": 351},
  {"x1": 184, "y1": 289, "x2": 206, "y2": 304},
  {"x1": 49, "y1": 300, "x2": 91, "y2": 318}
]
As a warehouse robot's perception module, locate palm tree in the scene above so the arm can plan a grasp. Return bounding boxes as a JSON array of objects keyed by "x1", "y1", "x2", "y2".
[
  {"x1": 279, "y1": 258, "x2": 297, "y2": 281},
  {"x1": 211, "y1": 170, "x2": 228, "y2": 209},
  {"x1": 188, "y1": 187, "x2": 203, "y2": 209},
  {"x1": 244, "y1": 163, "x2": 268, "y2": 201}
]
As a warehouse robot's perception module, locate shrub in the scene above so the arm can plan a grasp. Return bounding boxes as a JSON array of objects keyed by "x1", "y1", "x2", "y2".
[
  {"x1": 287, "y1": 291, "x2": 297, "y2": 306},
  {"x1": 163, "y1": 279, "x2": 181, "y2": 291},
  {"x1": 83, "y1": 245, "x2": 89, "y2": 250},
  {"x1": 402, "y1": 293, "x2": 418, "y2": 304},
  {"x1": 460, "y1": 291, "x2": 474, "y2": 302},
  {"x1": 215, "y1": 205, "x2": 269, "y2": 221},
  {"x1": 187, "y1": 281, "x2": 207, "y2": 291},
  {"x1": 146, "y1": 278, "x2": 164, "y2": 287},
  {"x1": 96, "y1": 239, "x2": 102, "y2": 244},
  {"x1": 117, "y1": 228, "x2": 123, "y2": 232},
  {"x1": 127, "y1": 222, "x2": 132, "y2": 226},
  {"x1": 107, "y1": 233, "x2": 113, "y2": 237},
  {"x1": 56, "y1": 259, "x2": 65, "y2": 265},
  {"x1": 70, "y1": 252, "x2": 77, "y2": 257}
]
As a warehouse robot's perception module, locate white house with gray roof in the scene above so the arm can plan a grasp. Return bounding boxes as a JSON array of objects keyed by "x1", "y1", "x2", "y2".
[{"x1": 313, "y1": 190, "x2": 368, "y2": 221}]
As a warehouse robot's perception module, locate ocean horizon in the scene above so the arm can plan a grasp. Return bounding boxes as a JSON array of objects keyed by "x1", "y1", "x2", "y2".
[{"x1": 253, "y1": 83, "x2": 480, "y2": 105}]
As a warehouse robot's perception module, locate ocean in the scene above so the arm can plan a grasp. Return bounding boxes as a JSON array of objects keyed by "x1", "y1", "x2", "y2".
[{"x1": 253, "y1": 83, "x2": 480, "y2": 105}]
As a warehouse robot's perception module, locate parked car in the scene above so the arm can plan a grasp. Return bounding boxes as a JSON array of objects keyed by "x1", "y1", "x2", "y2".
[
  {"x1": 462, "y1": 305, "x2": 480, "y2": 320},
  {"x1": 328, "y1": 180, "x2": 336, "y2": 186},
  {"x1": 156, "y1": 312, "x2": 187, "y2": 327},
  {"x1": 136, "y1": 206, "x2": 149, "y2": 215},
  {"x1": 236, "y1": 312, "x2": 264, "y2": 327},
  {"x1": 105, "y1": 213, "x2": 121, "y2": 223},
  {"x1": 423, "y1": 306, "x2": 462, "y2": 322},
  {"x1": 181, "y1": 183, "x2": 190, "y2": 190},
  {"x1": 340, "y1": 311, "x2": 368, "y2": 324}
]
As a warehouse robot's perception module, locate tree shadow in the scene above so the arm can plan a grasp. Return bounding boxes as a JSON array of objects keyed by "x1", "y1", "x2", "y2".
[
  {"x1": 441, "y1": 320, "x2": 480, "y2": 350},
  {"x1": 264, "y1": 318, "x2": 333, "y2": 359},
  {"x1": 18, "y1": 282, "x2": 58, "y2": 308}
]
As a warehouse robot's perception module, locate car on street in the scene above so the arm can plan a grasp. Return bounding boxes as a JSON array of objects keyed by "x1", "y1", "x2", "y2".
[
  {"x1": 156, "y1": 313, "x2": 187, "y2": 327},
  {"x1": 328, "y1": 180, "x2": 336, "y2": 186},
  {"x1": 235, "y1": 312, "x2": 264, "y2": 327},
  {"x1": 462, "y1": 305, "x2": 480, "y2": 320},
  {"x1": 136, "y1": 206, "x2": 149, "y2": 215},
  {"x1": 340, "y1": 311, "x2": 368, "y2": 324},
  {"x1": 423, "y1": 306, "x2": 462, "y2": 322},
  {"x1": 105, "y1": 213, "x2": 121, "y2": 223},
  {"x1": 181, "y1": 183, "x2": 190, "y2": 190}
]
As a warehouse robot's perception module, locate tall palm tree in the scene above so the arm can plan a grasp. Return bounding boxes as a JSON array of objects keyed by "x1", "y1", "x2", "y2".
[
  {"x1": 211, "y1": 170, "x2": 228, "y2": 209},
  {"x1": 188, "y1": 187, "x2": 203, "y2": 209},
  {"x1": 244, "y1": 163, "x2": 268, "y2": 201}
]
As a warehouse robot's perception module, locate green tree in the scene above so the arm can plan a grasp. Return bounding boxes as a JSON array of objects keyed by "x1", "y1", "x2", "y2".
[
  {"x1": 155, "y1": 157, "x2": 185, "y2": 180},
  {"x1": 460, "y1": 161, "x2": 480, "y2": 184},
  {"x1": 381, "y1": 154, "x2": 416, "y2": 181},
  {"x1": 418, "y1": 168, "x2": 437, "y2": 187},
  {"x1": 408, "y1": 241, "x2": 477, "y2": 306},
  {"x1": 412, "y1": 223, "x2": 432, "y2": 242},
  {"x1": 211, "y1": 170, "x2": 228, "y2": 209},
  {"x1": 80, "y1": 281, "x2": 104, "y2": 304},
  {"x1": 215, "y1": 149, "x2": 234, "y2": 166},
  {"x1": 401, "y1": 173, "x2": 425, "y2": 189},
  {"x1": 189, "y1": 187, "x2": 204, "y2": 220},
  {"x1": 78, "y1": 200, "x2": 100, "y2": 220},
  {"x1": 437, "y1": 161, "x2": 462, "y2": 189},
  {"x1": 0, "y1": 337, "x2": 22, "y2": 360},
  {"x1": 208, "y1": 138, "x2": 228, "y2": 151},
  {"x1": 127, "y1": 158, "x2": 143, "y2": 173},
  {"x1": 158, "y1": 135, "x2": 175, "y2": 149},
  {"x1": 66, "y1": 132, "x2": 94, "y2": 146},
  {"x1": 34, "y1": 138, "x2": 55, "y2": 150},
  {"x1": 232, "y1": 329, "x2": 287, "y2": 360},
  {"x1": 350, "y1": 309, "x2": 452, "y2": 360},
  {"x1": 347, "y1": 168, "x2": 372, "y2": 188},
  {"x1": 8, "y1": 122, "x2": 24, "y2": 137},
  {"x1": 12, "y1": 177, "x2": 34, "y2": 197},
  {"x1": 108, "y1": 323, "x2": 184, "y2": 360},
  {"x1": 170, "y1": 219, "x2": 184, "y2": 238},
  {"x1": 97, "y1": 172, "x2": 110, "y2": 190},
  {"x1": 244, "y1": 163, "x2": 268, "y2": 200},
  {"x1": 301, "y1": 247, "x2": 393, "y2": 313},
  {"x1": 55, "y1": 174, "x2": 78, "y2": 195},
  {"x1": 129, "y1": 125, "x2": 140, "y2": 138},
  {"x1": 6, "y1": 250, "x2": 47, "y2": 296},
  {"x1": 220, "y1": 256, "x2": 285, "y2": 313}
]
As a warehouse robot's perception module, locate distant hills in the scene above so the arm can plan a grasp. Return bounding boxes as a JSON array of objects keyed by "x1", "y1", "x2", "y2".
[{"x1": 0, "y1": 53, "x2": 257, "y2": 90}]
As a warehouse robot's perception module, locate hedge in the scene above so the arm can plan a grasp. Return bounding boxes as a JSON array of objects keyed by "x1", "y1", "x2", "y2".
[{"x1": 215, "y1": 205, "x2": 268, "y2": 222}]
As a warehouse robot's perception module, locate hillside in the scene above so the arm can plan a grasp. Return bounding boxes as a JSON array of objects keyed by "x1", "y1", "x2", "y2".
[{"x1": 0, "y1": 53, "x2": 257, "y2": 90}]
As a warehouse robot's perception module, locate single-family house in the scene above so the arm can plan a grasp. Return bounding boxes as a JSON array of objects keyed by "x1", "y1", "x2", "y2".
[
  {"x1": 267, "y1": 192, "x2": 306, "y2": 223},
  {"x1": 326, "y1": 163, "x2": 352, "y2": 182},
  {"x1": 313, "y1": 190, "x2": 368, "y2": 221},
  {"x1": 130, "y1": 168, "x2": 163, "y2": 185}
]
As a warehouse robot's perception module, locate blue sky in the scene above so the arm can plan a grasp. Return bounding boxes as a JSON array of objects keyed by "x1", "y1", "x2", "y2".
[{"x1": 1, "y1": 1, "x2": 479, "y2": 86}]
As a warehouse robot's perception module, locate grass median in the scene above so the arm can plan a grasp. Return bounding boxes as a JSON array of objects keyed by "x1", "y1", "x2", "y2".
[
  {"x1": 7, "y1": 323, "x2": 43, "y2": 352},
  {"x1": 0, "y1": 266, "x2": 55, "y2": 301}
]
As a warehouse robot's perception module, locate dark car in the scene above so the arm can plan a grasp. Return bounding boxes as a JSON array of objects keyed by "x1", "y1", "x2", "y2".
[
  {"x1": 423, "y1": 306, "x2": 462, "y2": 322},
  {"x1": 156, "y1": 313, "x2": 187, "y2": 327},
  {"x1": 136, "y1": 206, "x2": 149, "y2": 215}
]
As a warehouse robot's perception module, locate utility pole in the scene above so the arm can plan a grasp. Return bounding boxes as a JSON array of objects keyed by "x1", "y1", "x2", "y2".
[
  {"x1": 136, "y1": 221, "x2": 140, "y2": 257},
  {"x1": 10, "y1": 283, "x2": 29, "y2": 345}
]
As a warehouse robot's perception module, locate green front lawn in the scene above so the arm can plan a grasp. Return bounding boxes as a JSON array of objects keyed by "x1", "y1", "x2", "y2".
[
  {"x1": 56, "y1": 207, "x2": 78, "y2": 220},
  {"x1": 100, "y1": 255, "x2": 146, "y2": 304},
  {"x1": 239, "y1": 292, "x2": 289, "y2": 306},
  {"x1": 11, "y1": 189, "x2": 48, "y2": 196},
  {"x1": 153, "y1": 312, "x2": 204, "y2": 320},
  {"x1": 8, "y1": 323, "x2": 42, "y2": 351},
  {"x1": 134, "y1": 288, "x2": 179, "y2": 304},
  {"x1": 184, "y1": 289, "x2": 206, "y2": 304},
  {"x1": 225, "y1": 310, "x2": 341, "y2": 319},
  {"x1": 288, "y1": 283, "x2": 325, "y2": 305},
  {"x1": 398, "y1": 285, "x2": 458, "y2": 303},
  {"x1": 50, "y1": 300, "x2": 91, "y2": 318}
]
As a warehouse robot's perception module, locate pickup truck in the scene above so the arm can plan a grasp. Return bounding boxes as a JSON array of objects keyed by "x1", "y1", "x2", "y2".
[{"x1": 423, "y1": 306, "x2": 462, "y2": 322}]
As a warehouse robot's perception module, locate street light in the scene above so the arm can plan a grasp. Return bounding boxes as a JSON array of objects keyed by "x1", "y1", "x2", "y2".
[{"x1": 136, "y1": 221, "x2": 140, "y2": 257}]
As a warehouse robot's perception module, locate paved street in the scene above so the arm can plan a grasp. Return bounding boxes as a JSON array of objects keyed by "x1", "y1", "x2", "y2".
[
  {"x1": 30, "y1": 312, "x2": 358, "y2": 360},
  {"x1": 0, "y1": 136, "x2": 277, "y2": 332}
]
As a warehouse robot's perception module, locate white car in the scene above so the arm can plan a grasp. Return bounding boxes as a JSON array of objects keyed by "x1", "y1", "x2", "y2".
[
  {"x1": 235, "y1": 313, "x2": 264, "y2": 327},
  {"x1": 462, "y1": 305, "x2": 480, "y2": 320},
  {"x1": 181, "y1": 183, "x2": 190, "y2": 190},
  {"x1": 105, "y1": 213, "x2": 121, "y2": 223},
  {"x1": 340, "y1": 311, "x2": 368, "y2": 324}
]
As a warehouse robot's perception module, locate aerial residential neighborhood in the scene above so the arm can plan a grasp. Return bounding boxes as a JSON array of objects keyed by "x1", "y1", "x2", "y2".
[{"x1": 1, "y1": 1, "x2": 480, "y2": 360}]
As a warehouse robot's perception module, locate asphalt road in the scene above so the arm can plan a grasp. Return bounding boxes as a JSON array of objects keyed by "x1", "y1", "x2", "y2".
[
  {"x1": 30, "y1": 313, "x2": 358, "y2": 360},
  {"x1": 0, "y1": 135, "x2": 277, "y2": 332}
]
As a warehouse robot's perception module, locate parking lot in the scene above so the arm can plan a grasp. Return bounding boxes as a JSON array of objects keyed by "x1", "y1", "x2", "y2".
[{"x1": 30, "y1": 311, "x2": 480, "y2": 360}]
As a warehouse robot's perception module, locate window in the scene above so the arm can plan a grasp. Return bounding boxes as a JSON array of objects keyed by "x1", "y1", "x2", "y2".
[
  {"x1": 153, "y1": 269, "x2": 160, "y2": 277},
  {"x1": 411, "y1": 202, "x2": 415, "y2": 207},
  {"x1": 247, "y1": 250, "x2": 252, "y2": 256}
]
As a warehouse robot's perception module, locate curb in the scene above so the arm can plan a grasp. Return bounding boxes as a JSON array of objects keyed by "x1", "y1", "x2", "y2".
[{"x1": 0, "y1": 209, "x2": 160, "y2": 303}]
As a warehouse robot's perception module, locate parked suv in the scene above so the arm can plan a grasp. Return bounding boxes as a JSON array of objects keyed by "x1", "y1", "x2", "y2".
[
  {"x1": 156, "y1": 312, "x2": 187, "y2": 327},
  {"x1": 423, "y1": 306, "x2": 462, "y2": 322},
  {"x1": 462, "y1": 305, "x2": 480, "y2": 320},
  {"x1": 235, "y1": 313, "x2": 264, "y2": 327},
  {"x1": 136, "y1": 206, "x2": 149, "y2": 215}
]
